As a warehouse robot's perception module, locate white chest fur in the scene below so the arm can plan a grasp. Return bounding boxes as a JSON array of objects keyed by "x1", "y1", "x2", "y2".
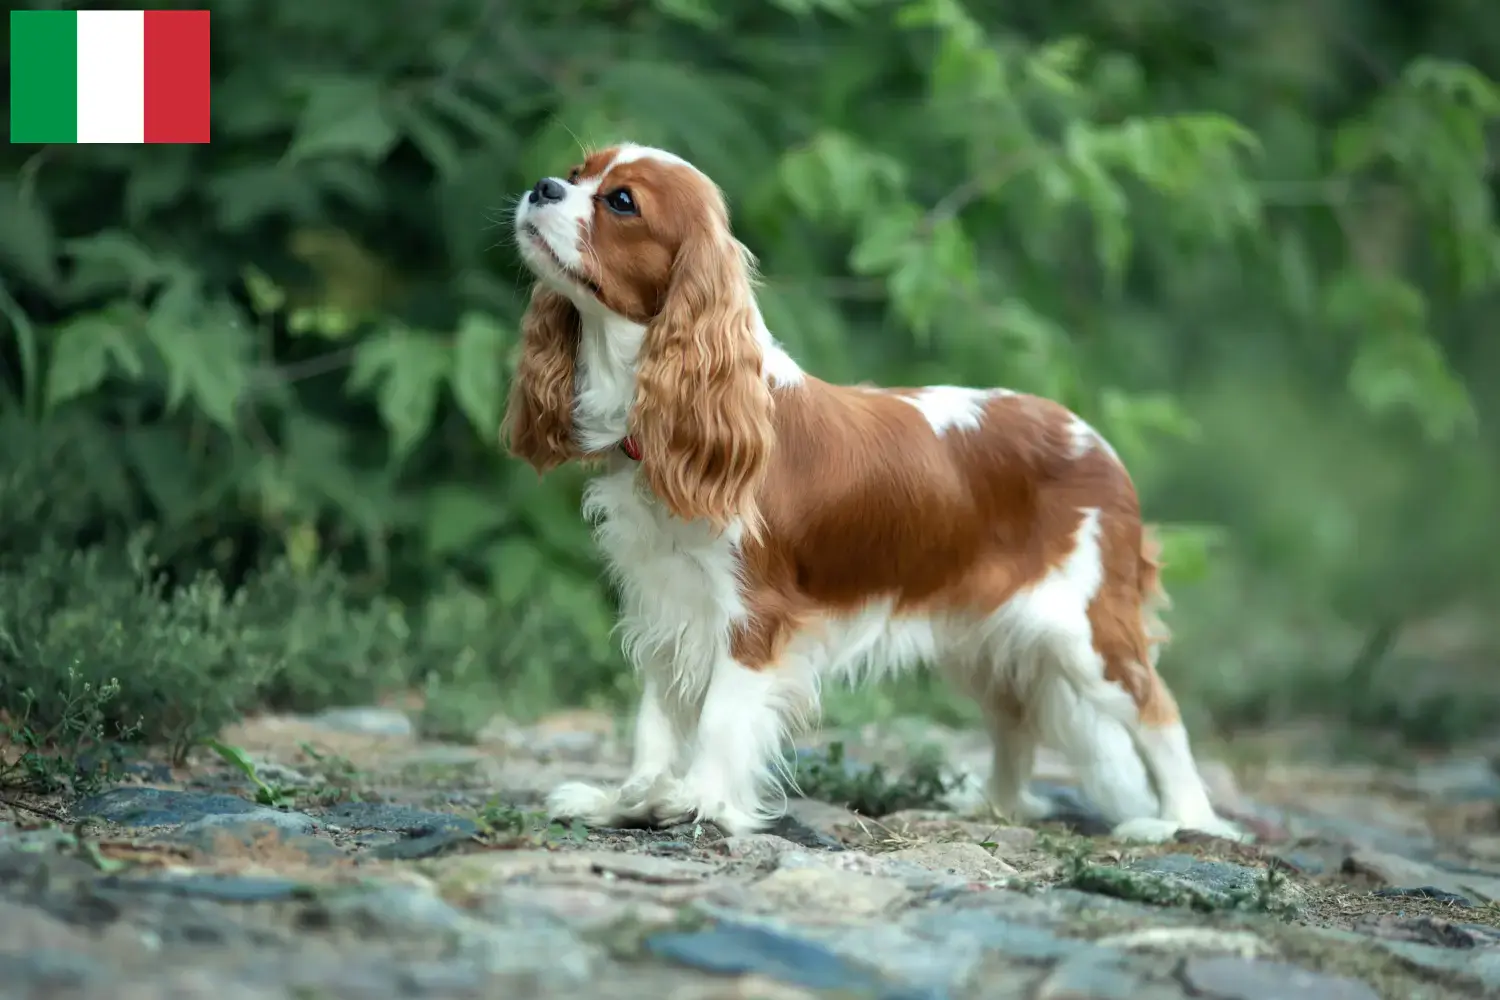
[{"x1": 582, "y1": 469, "x2": 748, "y2": 696}]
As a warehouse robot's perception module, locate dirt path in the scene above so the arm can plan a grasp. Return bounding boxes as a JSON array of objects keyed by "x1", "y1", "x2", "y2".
[{"x1": 3, "y1": 707, "x2": 1498, "y2": 999}]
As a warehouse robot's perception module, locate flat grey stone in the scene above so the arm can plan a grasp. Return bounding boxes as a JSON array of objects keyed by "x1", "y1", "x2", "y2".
[
  {"x1": 75, "y1": 788, "x2": 318, "y2": 832},
  {"x1": 317, "y1": 800, "x2": 477, "y2": 833},
  {"x1": 793, "y1": 921, "x2": 989, "y2": 993},
  {"x1": 165, "y1": 820, "x2": 347, "y2": 862},
  {"x1": 1033, "y1": 951, "x2": 1149, "y2": 999},
  {"x1": 882, "y1": 842, "x2": 1016, "y2": 880},
  {"x1": 367, "y1": 827, "x2": 473, "y2": 860},
  {"x1": 307, "y1": 706, "x2": 414, "y2": 736},
  {"x1": 719, "y1": 833, "x2": 808, "y2": 867},
  {"x1": 1280, "y1": 808, "x2": 1436, "y2": 858},
  {"x1": 1397, "y1": 757, "x2": 1500, "y2": 802},
  {"x1": 645, "y1": 921, "x2": 935, "y2": 999},
  {"x1": 0, "y1": 950, "x2": 110, "y2": 991},
  {"x1": 312, "y1": 883, "x2": 476, "y2": 936},
  {"x1": 736, "y1": 866, "x2": 913, "y2": 921},
  {"x1": 1181, "y1": 956, "x2": 1379, "y2": 1000},
  {"x1": 1345, "y1": 848, "x2": 1500, "y2": 904},
  {"x1": 315, "y1": 800, "x2": 477, "y2": 858},
  {"x1": 1369, "y1": 938, "x2": 1500, "y2": 993},
  {"x1": 1126, "y1": 854, "x2": 1263, "y2": 895},
  {"x1": 97, "y1": 873, "x2": 311, "y2": 903},
  {"x1": 907, "y1": 910, "x2": 1090, "y2": 961}
]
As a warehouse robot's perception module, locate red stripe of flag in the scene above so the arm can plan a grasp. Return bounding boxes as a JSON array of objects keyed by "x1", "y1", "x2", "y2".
[{"x1": 143, "y1": 10, "x2": 211, "y2": 144}]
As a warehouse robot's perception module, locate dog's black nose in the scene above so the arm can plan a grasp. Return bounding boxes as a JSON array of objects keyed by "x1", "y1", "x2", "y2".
[{"x1": 529, "y1": 178, "x2": 567, "y2": 205}]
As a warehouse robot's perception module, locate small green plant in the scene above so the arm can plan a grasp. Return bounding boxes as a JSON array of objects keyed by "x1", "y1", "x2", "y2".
[
  {"x1": 474, "y1": 798, "x2": 588, "y2": 847},
  {"x1": 207, "y1": 739, "x2": 297, "y2": 809},
  {"x1": 0, "y1": 673, "x2": 139, "y2": 795},
  {"x1": 297, "y1": 742, "x2": 365, "y2": 806},
  {"x1": 792, "y1": 741, "x2": 957, "y2": 816}
]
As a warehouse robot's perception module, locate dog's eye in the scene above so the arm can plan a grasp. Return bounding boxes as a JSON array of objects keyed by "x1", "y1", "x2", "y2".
[
  {"x1": 602, "y1": 188, "x2": 638, "y2": 216},
  {"x1": 567, "y1": 167, "x2": 581, "y2": 183}
]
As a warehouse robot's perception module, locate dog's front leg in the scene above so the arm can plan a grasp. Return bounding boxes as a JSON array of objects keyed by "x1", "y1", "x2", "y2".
[
  {"x1": 648, "y1": 657, "x2": 793, "y2": 837},
  {"x1": 547, "y1": 670, "x2": 694, "y2": 828}
]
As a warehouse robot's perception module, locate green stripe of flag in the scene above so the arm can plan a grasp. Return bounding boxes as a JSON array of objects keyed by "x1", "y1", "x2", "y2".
[{"x1": 10, "y1": 10, "x2": 80, "y2": 143}]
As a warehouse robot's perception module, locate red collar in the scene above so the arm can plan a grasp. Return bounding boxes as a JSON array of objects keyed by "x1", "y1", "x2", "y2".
[{"x1": 620, "y1": 436, "x2": 642, "y2": 462}]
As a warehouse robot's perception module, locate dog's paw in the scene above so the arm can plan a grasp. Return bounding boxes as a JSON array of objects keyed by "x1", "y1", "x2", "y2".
[
  {"x1": 649, "y1": 778, "x2": 770, "y2": 837},
  {"x1": 1110, "y1": 814, "x2": 1255, "y2": 844},
  {"x1": 1190, "y1": 815, "x2": 1255, "y2": 843},
  {"x1": 1108, "y1": 817, "x2": 1185, "y2": 843},
  {"x1": 546, "y1": 781, "x2": 620, "y2": 827}
]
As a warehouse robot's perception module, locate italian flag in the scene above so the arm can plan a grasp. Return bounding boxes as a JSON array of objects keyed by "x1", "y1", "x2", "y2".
[{"x1": 9, "y1": 10, "x2": 211, "y2": 144}]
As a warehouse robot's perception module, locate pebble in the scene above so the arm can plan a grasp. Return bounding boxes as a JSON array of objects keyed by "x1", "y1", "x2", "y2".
[
  {"x1": 1180, "y1": 956, "x2": 1381, "y2": 1000},
  {"x1": 1126, "y1": 854, "x2": 1271, "y2": 895},
  {"x1": 7, "y1": 710, "x2": 1500, "y2": 999},
  {"x1": 1344, "y1": 847, "x2": 1500, "y2": 903},
  {"x1": 307, "y1": 707, "x2": 415, "y2": 737},
  {"x1": 75, "y1": 788, "x2": 320, "y2": 832},
  {"x1": 1397, "y1": 756, "x2": 1500, "y2": 802},
  {"x1": 97, "y1": 873, "x2": 311, "y2": 903},
  {"x1": 166, "y1": 819, "x2": 348, "y2": 862},
  {"x1": 645, "y1": 922, "x2": 923, "y2": 998},
  {"x1": 1370, "y1": 937, "x2": 1500, "y2": 993},
  {"x1": 734, "y1": 866, "x2": 913, "y2": 921},
  {"x1": 719, "y1": 834, "x2": 819, "y2": 867},
  {"x1": 1032, "y1": 951, "x2": 1145, "y2": 1000},
  {"x1": 882, "y1": 842, "x2": 1017, "y2": 880}
]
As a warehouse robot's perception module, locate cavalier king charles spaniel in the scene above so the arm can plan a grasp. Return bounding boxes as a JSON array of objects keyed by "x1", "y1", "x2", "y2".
[{"x1": 503, "y1": 142, "x2": 1245, "y2": 843}]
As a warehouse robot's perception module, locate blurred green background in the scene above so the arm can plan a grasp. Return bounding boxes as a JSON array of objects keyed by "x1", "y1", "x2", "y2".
[{"x1": 1, "y1": 0, "x2": 1498, "y2": 778}]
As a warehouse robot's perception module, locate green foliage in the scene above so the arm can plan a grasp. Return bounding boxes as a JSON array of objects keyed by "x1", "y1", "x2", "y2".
[
  {"x1": 208, "y1": 739, "x2": 298, "y2": 808},
  {"x1": 474, "y1": 800, "x2": 589, "y2": 848},
  {"x1": 792, "y1": 741, "x2": 957, "y2": 816},
  {"x1": 1, "y1": 0, "x2": 1497, "y2": 747}
]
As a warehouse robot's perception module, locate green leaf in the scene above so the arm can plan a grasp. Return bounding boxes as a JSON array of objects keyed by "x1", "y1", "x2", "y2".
[
  {"x1": 426, "y1": 485, "x2": 510, "y2": 558},
  {"x1": 392, "y1": 101, "x2": 463, "y2": 178},
  {"x1": 348, "y1": 326, "x2": 451, "y2": 459},
  {"x1": 125, "y1": 146, "x2": 194, "y2": 223},
  {"x1": 122, "y1": 425, "x2": 201, "y2": 523},
  {"x1": 507, "y1": 471, "x2": 597, "y2": 562},
  {"x1": 1349, "y1": 333, "x2": 1474, "y2": 442},
  {"x1": 1098, "y1": 389, "x2": 1200, "y2": 464},
  {"x1": 1276, "y1": 231, "x2": 1319, "y2": 321},
  {"x1": 652, "y1": 0, "x2": 723, "y2": 28},
  {"x1": 0, "y1": 178, "x2": 61, "y2": 293},
  {"x1": 241, "y1": 265, "x2": 287, "y2": 317},
  {"x1": 1402, "y1": 57, "x2": 1500, "y2": 115},
  {"x1": 779, "y1": 133, "x2": 907, "y2": 225},
  {"x1": 79, "y1": 839, "x2": 129, "y2": 874},
  {"x1": 1153, "y1": 523, "x2": 1228, "y2": 586},
  {"x1": 204, "y1": 739, "x2": 295, "y2": 809},
  {"x1": 144, "y1": 278, "x2": 252, "y2": 432},
  {"x1": 61, "y1": 230, "x2": 167, "y2": 302},
  {"x1": 285, "y1": 77, "x2": 399, "y2": 164},
  {"x1": 1025, "y1": 36, "x2": 1088, "y2": 96},
  {"x1": 849, "y1": 204, "x2": 922, "y2": 275},
  {"x1": 767, "y1": 0, "x2": 868, "y2": 21},
  {"x1": 44, "y1": 307, "x2": 147, "y2": 408},
  {"x1": 487, "y1": 537, "x2": 545, "y2": 605},
  {"x1": 0, "y1": 280, "x2": 41, "y2": 417},
  {"x1": 449, "y1": 311, "x2": 510, "y2": 439}
]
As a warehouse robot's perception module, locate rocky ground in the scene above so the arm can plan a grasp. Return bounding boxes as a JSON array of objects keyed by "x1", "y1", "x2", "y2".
[{"x1": 3, "y1": 706, "x2": 1500, "y2": 1000}]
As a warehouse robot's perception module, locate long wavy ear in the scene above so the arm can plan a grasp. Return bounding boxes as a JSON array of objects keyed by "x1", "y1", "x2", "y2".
[
  {"x1": 502, "y1": 284, "x2": 580, "y2": 473},
  {"x1": 631, "y1": 232, "x2": 774, "y2": 531}
]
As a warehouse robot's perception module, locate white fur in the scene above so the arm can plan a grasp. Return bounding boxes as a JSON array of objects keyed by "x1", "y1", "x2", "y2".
[
  {"x1": 1068, "y1": 414, "x2": 1120, "y2": 461},
  {"x1": 901, "y1": 386, "x2": 1015, "y2": 436},
  {"x1": 516, "y1": 145, "x2": 1244, "y2": 842}
]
